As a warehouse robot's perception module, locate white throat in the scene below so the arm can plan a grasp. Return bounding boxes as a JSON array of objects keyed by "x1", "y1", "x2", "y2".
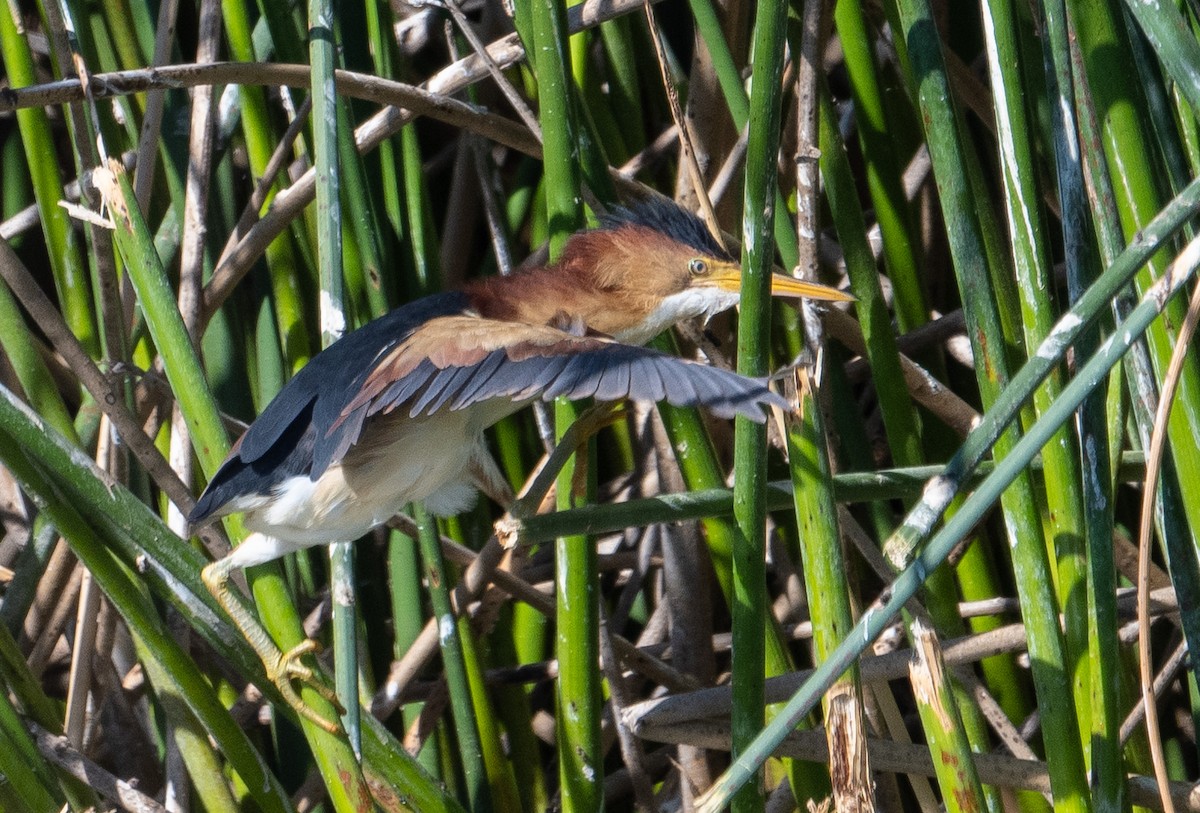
[{"x1": 614, "y1": 288, "x2": 741, "y2": 345}]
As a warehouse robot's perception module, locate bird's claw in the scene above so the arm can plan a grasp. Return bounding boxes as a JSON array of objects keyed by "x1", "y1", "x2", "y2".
[{"x1": 267, "y1": 638, "x2": 344, "y2": 733}]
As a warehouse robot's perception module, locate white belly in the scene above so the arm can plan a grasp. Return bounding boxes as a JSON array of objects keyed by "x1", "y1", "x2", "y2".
[{"x1": 241, "y1": 402, "x2": 515, "y2": 547}]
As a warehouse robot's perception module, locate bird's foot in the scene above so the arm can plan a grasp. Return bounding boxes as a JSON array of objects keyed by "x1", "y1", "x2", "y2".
[
  {"x1": 267, "y1": 638, "x2": 344, "y2": 734},
  {"x1": 203, "y1": 557, "x2": 345, "y2": 734}
]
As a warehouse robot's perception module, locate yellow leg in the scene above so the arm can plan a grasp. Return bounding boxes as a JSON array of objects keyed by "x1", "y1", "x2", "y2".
[{"x1": 202, "y1": 557, "x2": 343, "y2": 733}]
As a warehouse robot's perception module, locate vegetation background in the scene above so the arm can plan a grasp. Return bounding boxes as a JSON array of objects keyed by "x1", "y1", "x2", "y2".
[{"x1": 2, "y1": 0, "x2": 1200, "y2": 810}]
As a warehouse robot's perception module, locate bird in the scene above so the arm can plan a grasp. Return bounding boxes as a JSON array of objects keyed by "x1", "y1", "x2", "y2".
[{"x1": 189, "y1": 197, "x2": 852, "y2": 731}]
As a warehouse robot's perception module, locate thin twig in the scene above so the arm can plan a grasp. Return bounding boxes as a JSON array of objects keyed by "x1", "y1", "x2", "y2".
[
  {"x1": 441, "y1": 0, "x2": 542, "y2": 140},
  {"x1": 707, "y1": 123, "x2": 749, "y2": 210},
  {"x1": 215, "y1": 94, "x2": 312, "y2": 269},
  {"x1": 1137, "y1": 261, "x2": 1200, "y2": 813},
  {"x1": 32, "y1": 722, "x2": 168, "y2": 813},
  {"x1": 641, "y1": 0, "x2": 722, "y2": 247},
  {"x1": 823, "y1": 306, "x2": 980, "y2": 437},
  {"x1": 1122, "y1": 639, "x2": 1190, "y2": 745},
  {"x1": 132, "y1": 0, "x2": 181, "y2": 209},
  {"x1": 599, "y1": 605, "x2": 657, "y2": 811}
]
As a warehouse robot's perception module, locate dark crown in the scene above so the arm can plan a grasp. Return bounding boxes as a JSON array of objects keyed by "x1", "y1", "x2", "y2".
[{"x1": 600, "y1": 199, "x2": 734, "y2": 262}]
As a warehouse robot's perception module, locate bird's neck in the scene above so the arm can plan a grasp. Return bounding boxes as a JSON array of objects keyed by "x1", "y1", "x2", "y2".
[{"x1": 464, "y1": 236, "x2": 662, "y2": 343}]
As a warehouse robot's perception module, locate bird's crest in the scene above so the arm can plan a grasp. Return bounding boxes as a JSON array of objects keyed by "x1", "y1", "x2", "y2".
[{"x1": 599, "y1": 199, "x2": 733, "y2": 262}]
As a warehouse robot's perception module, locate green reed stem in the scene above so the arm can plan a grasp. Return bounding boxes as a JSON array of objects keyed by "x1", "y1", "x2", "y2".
[
  {"x1": 413, "y1": 504, "x2": 489, "y2": 811},
  {"x1": 1039, "y1": 0, "x2": 1124, "y2": 806},
  {"x1": 685, "y1": 0, "x2": 798, "y2": 264},
  {"x1": 523, "y1": 0, "x2": 600, "y2": 808},
  {"x1": 0, "y1": 686, "x2": 62, "y2": 813},
  {"x1": 730, "y1": 2, "x2": 788, "y2": 810},
  {"x1": 1073, "y1": 0, "x2": 1200, "y2": 562},
  {"x1": 908, "y1": 621, "x2": 987, "y2": 812},
  {"x1": 308, "y1": 0, "x2": 361, "y2": 753},
  {"x1": 0, "y1": 3, "x2": 96, "y2": 357},
  {"x1": 833, "y1": 0, "x2": 925, "y2": 331},
  {"x1": 889, "y1": 3, "x2": 1091, "y2": 809}
]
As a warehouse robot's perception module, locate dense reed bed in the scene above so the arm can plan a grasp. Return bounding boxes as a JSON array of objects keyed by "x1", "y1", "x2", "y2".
[{"x1": 3, "y1": 0, "x2": 1200, "y2": 810}]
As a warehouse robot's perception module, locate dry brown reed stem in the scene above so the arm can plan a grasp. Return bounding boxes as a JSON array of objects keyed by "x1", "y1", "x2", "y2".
[
  {"x1": 793, "y1": 0, "x2": 830, "y2": 284},
  {"x1": 27, "y1": 562, "x2": 83, "y2": 677},
  {"x1": 33, "y1": 723, "x2": 168, "y2": 813},
  {"x1": 598, "y1": 605, "x2": 657, "y2": 811},
  {"x1": 642, "y1": 0, "x2": 722, "y2": 249},
  {"x1": 625, "y1": 584, "x2": 1182, "y2": 731},
  {"x1": 636, "y1": 719, "x2": 1200, "y2": 812},
  {"x1": 1136, "y1": 261, "x2": 1200, "y2": 813}
]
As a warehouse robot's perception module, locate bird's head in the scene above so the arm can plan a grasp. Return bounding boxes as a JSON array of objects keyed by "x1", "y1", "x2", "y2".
[{"x1": 553, "y1": 199, "x2": 853, "y2": 344}]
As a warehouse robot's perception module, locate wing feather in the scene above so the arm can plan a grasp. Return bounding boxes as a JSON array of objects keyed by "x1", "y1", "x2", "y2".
[
  {"x1": 626, "y1": 355, "x2": 667, "y2": 404},
  {"x1": 508, "y1": 356, "x2": 573, "y2": 402},
  {"x1": 322, "y1": 403, "x2": 368, "y2": 472},
  {"x1": 449, "y1": 351, "x2": 508, "y2": 410},
  {"x1": 686, "y1": 364, "x2": 732, "y2": 405},
  {"x1": 411, "y1": 364, "x2": 479, "y2": 416},
  {"x1": 542, "y1": 354, "x2": 604, "y2": 400},
  {"x1": 373, "y1": 366, "x2": 435, "y2": 416},
  {"x1": 654, "y1": 359, "x2": 701, "y2": 406},
  {"x1": 333, "y1": 315, "x2": 786, "y2": 456}
]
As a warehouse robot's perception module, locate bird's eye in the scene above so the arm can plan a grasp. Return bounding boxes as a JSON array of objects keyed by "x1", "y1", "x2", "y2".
[{"x1": 689, "y1": 258, "x2": 709, "y2": 276}]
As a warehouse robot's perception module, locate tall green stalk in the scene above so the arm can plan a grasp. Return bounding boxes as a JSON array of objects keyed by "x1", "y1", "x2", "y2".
[
  {"x1": 787, "y1": 366, "x2": 871, "y2": 810},
  {"x1": 886, "y1": 2, "x2": 1092, "y2": 810},
  {"x1": 730, "y1": 2, "x2": 788, "y2": 811},
  {"x1": 308, "y1": 0, "x2": 361, "y2": 753},
  {"x1": 522, "y1": 0, "x2": 599, "y2": 809},
  {"x1": 413, "y1": 504, "x2": 490, "y2": 811},
  {"x1": 101, "y1": 155, "x2": 371, "y2": 812},
  {"x1": 0, "y1": 282, "x2": 77, "y2": 442},
  {"x1": 219, "y1": 0, "x2": 311, "y2": 374},
  {"x1": 685, "y1": 0, "x2": 798, "y2": 265},
  {"x1": 1069, "y1": 0, "x2": 1200, "y2": 719},
  {"x1": 0, "y1": 686, "x2": 63, "y2": 813},
  {"x1": 1072, "y1": 0, "x2": 1200, "y2": 560},
  {"x1": 1038, "y1": 0, "x2": 1124, "y2": 806},
  {"x1": 832, "y1": 0, "x2": 925, "y2": 332}
]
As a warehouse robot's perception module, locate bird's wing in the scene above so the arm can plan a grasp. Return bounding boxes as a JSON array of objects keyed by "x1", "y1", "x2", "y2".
[
  {"x1": 188, "y1": 293, "x2": 471, "y2": 526},
  {"x1": 319, "y1": 316, "x2": 788, "y2": 472},
  {"x1": 231, "y1": 292, "x2": 471, "y2": 466}
]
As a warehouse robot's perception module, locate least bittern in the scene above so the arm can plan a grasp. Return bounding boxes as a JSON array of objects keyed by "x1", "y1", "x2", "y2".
[{"x1": 189, "y1": 198, "x2": 851, "y2": 730}]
